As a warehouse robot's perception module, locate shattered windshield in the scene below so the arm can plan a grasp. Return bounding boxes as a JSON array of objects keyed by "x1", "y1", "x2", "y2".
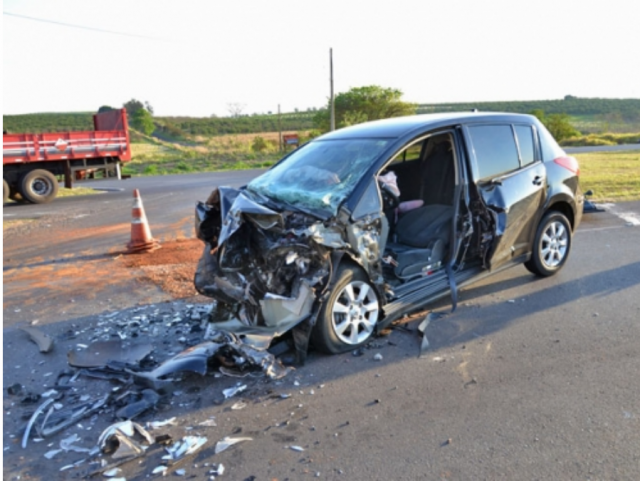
[{"x1": 247, "y1": 139, "x2": 390, "y2": 217}]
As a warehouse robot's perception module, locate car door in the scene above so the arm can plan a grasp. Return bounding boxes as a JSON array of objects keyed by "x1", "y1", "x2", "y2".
[{"x1": 462, "y1": 123, "x2": 547, "y2": 270}]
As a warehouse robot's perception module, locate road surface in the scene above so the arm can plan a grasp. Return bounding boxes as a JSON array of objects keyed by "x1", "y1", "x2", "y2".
[{"x1": 3, "y1": 170, "x2": 640, "y2": 480}]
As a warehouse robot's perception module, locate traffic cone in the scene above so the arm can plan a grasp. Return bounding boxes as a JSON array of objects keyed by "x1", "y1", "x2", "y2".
[{"x1": 126, "y1": 189, "x2": 160, "y2": 253}]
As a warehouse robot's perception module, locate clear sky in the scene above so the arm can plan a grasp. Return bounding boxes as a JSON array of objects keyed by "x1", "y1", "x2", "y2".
[{"x1": 2, "y1": 0, "x2": 639, "y2": 117}]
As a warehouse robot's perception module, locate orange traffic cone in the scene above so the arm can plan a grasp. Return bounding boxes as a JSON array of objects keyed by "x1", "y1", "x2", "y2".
[{"x1": 126, "y1": 189, "x2": 160, "y2": 253}]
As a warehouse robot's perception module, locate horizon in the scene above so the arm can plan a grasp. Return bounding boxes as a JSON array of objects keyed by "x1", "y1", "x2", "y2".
[
  {"x1": 5, "y1": 95, "x2": 639, "y2": 119},
  {"x1": 3, "y1": 0, "x2": 639, "y2": 117}
]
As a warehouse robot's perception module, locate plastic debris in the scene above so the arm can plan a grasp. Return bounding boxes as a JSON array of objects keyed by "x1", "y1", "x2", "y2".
[
  {"x1": 60, "y1": 433, "x2": 91, "y2": 453},
  {"x1": 373, "y1": 353, "x2": 383, "y2": 361},
  {"x1": 22, "y1": 398, "x2": 54, "y2": 448},
  {"x1": 152, "y1": 465, "x2": 168, "y2": 475},
  {"x1": 146, "y1": 417, "x2": 177, "y2": 430},
  {"x1": 209, "y1": 463, "x2": 225, "y2": 477},
  {"x1": 39, "y1": 393, "x2": 110, "y2": 438},
  {"x1": 198, "y1": 419, "x2": 217, "y2": 427},
  {"x1": 97, "y1": 420, "x2": 154, "y2": 459},
  {"x1": 115, "y1": 389, "x2": 160, "y2": 420},
  {"x1": 103, "y1": 467, "x2": 123, "y2": 477},
  {"x1": 175, "y1": 468, "x2": 186, "y2": 476},
  {"x1": 164, "y1": 435, "x2": 207, "y2": 461},
  {"x1": 287, "y1": 445, "x2": 305, "y2": 452},
  {"x1": 44, "y1": 448, "x2": 62, "y2": 459},
  {"x1": 19, "y1": 325, "x2": 54, "y2": 353},
  {"x1": 214, "y1": 436, "x2": 252, "y2": 454},
  {"x1": 222, "y1": 384, "x2": 247, "y2": 399},
  {"x1": 67, "y1": 340, "x2": 152, "y2": 368},
  {"x1": 231, "y1": 401, "x2": 247, "y2": 410}
]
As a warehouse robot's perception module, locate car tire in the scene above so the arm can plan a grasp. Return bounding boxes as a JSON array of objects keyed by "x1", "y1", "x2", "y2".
[
  {"x1": 3, "y1": 179, "x2": 9, "y2": 204},
  {"x1": 525, "y1": 211, "x2": 572, "y2": 277},
  {"x1": 312, "y1": 264, "x2": 380, "y2": 354},
  {"x1": 20, "y1": 169, "x2": 59, "y2": 204}
]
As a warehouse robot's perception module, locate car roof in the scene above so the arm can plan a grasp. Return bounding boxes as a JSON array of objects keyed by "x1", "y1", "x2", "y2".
[{"x1": 318, "y1": 112, "x2": 536, "y2": 140}]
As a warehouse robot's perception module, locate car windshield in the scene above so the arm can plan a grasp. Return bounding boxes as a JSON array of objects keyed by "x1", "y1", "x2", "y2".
[{"x1": 247, "y1": 138, "x2": 390, "y2": 217}]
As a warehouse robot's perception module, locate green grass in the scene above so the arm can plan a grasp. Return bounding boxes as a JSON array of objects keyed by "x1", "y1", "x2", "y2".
[
  {"x1": 122, "y1": 131, "x2": 284, "y2": 176},
  {"x1": 575, "y1": 150, "x2": 640, "y2": 202}
]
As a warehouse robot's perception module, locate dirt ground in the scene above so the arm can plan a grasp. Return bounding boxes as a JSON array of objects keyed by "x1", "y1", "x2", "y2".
[
  {"x1": 119, "y1": 238, "x2": 206, "y2": 299},
  {"x1": 3, "y1": 227, "x2": 210, "y2": 327}
]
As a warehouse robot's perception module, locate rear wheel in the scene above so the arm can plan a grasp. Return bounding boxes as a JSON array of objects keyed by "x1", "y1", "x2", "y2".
[
  {"x1": 525, "y1": 211, "x2": 572, "y2": 277},
  {"x1": 20, "y1": 169, "x2": 59, "y2": 204},
  {"x1": 312, "y1": 265, "x2": 380, "y2": 354}
]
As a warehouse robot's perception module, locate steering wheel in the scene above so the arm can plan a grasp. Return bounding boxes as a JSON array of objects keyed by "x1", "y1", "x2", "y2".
[{"x1": 379, "y1": 180, "x2": 400, "y2": 209}]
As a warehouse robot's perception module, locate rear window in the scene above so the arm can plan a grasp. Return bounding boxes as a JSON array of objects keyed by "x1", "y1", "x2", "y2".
[
  {"x1": 514, "y1": 125, "x2": 535, "y2": 166},
  {"x1": 468, "y1": 125, "x2": 520, "y2": 180}
]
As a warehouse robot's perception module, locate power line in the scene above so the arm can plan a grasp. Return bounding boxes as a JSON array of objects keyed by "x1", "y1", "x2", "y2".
[{"x1": 3, "y1": 11, "x2": 161, "y2": 40}]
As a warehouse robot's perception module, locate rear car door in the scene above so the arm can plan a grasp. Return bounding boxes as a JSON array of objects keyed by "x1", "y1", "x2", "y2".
[{"x1": 463, "y1": 123, "x2": 547, "y2": 270}]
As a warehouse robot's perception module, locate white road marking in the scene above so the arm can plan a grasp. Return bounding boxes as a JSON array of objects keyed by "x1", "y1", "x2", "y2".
[{"x1": 598, "y1": 203, "x2": 640, "y2": 226}]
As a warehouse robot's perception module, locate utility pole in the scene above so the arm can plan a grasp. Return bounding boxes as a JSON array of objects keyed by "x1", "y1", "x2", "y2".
[
  {"x1": 330, "y1": 48, "x2": 335, "y2": 132},
  {"x1": 278, "y1": 104, "x2": 283, "y2": 152}
]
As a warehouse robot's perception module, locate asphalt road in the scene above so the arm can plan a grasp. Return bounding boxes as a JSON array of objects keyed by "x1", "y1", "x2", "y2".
[
  {"x1": 564, "y1": 143, "x2": 640, "y2": 153},
  {"x1": 3, "y1": 172, "x2": 640, "y2": 480}
]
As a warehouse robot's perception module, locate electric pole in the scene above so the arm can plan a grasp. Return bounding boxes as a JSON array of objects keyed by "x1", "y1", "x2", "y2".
[
  {"x1": 330, "y1": 48, "x2": 335, "y2": 132},
  {"x1": 278, "y1": 103, "x2": 282, "y2": 152}
]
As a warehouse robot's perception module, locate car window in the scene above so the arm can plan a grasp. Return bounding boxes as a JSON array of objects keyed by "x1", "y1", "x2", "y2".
[
  {"x1": 388, "y1": 139, "x2": 424, "y2": 165},
  {"x1": 468, "y1": 125, "x2": 520, "y2": 180},
  {"x1": 247, "y1": 139, "x2": 390, "y2": 217},
  {"x1": 514, "y1": 125, "x2": 535, "y2": 166},
  {"x1": 537, "y1": 121, "x2": 566, "y2": 161}
]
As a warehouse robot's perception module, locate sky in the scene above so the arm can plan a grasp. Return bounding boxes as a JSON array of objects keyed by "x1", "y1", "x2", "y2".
[{"x1": 2, "y1": 0, "x2": 639, "y2": 117}]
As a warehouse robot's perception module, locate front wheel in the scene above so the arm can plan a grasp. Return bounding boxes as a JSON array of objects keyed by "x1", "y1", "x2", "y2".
[
  {"x1": 525, "y1": 211, "x2": 572, "y2": 277},
  {"x1": 20, "y1": 169, "x2": 59, "y2": 204},
  {"x1": 312, "y1": 265, "x2": 381, "y2": 354}
]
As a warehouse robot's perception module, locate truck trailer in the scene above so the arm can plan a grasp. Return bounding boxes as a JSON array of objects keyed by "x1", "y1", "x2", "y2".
[{"x1": 3, "y1": 108, "x2": 131, "y2": 204}]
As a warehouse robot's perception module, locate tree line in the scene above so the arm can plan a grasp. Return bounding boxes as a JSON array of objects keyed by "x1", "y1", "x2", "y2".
[{"x1": 4, "y1": 95, "x2": 639, "y2": 136}]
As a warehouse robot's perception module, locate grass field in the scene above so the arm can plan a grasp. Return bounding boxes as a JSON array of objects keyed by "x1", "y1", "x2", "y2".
[
  {"x1": 123, "y1": 130, "x2": 307, "y2": 176},
  {"x1": 575, "y1": 150, "x2": 640, "y2": 202}
]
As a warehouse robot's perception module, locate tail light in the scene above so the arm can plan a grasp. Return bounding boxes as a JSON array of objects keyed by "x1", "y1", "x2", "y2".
[{"x1": 554, "y1": 156, "x2": 580, "y2": 176}]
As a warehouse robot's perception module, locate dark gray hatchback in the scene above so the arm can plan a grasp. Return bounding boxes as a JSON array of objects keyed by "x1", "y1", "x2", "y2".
[{"x1": 194, "y1": 112, "x2": 583, "y2": 356}]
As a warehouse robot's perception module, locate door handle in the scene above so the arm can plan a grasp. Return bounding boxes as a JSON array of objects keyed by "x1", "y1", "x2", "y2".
[{"x1": 533, "y1": 175, "x2": 543, "y2": 186}]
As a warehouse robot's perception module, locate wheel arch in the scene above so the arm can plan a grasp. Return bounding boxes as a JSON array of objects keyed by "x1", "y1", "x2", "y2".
[{"x1": 545, "y1": 199, "x2": 576, "y2": 231}]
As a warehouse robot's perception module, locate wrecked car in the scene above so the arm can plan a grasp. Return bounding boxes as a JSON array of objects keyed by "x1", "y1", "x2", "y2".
[{"x1": 194, "y1": 112, "x2": 583, "y2": 355}]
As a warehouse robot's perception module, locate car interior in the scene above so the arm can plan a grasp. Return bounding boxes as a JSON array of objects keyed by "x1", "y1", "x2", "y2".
[{"x1": 379, "y1": 133, "x2": 457, "y2": 282}]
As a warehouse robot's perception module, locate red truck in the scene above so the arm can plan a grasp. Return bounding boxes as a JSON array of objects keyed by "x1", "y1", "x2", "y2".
[{"x1": 3, "y1": 108, "x2": 132, "y2": 204}]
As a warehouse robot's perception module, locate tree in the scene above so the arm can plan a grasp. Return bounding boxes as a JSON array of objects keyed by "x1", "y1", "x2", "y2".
[
  {"x1": 98, "y1": 105, "x2": 114, "y2": 113},
  {"x1": 544, "y1": 113, "x2": 580, "y2": 141},
  {"x1": 529, "y1": 109, "x2": 579, "y2": 141},
  {"x1": 131, "y1": 108, "x2": 155, "y2": 135},
  {"x1": 227, "y1": 102, "x2": 246, "y2": 118},
  {"x1": 314, "y1": 85, "x2": 416, "y2": 132},
  {"x1": 123, "y1": 99, "x2": 144, "y2": 116}
]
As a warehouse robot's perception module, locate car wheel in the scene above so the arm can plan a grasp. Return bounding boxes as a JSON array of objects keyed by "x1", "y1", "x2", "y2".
[
  {"x1": 20, "y1": 169, "x2": 59, "y2": 204},
  {"x1": 525, "y1": 211, "x2": 572, "y2": 277},
  {"x1": 312, "y1": 264, "x2": 381, "y2": 354}
]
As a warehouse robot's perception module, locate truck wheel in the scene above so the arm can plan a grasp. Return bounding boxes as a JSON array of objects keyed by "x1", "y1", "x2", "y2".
[
  {"x1": 20, "y1": 169, "x2": 59, "y2": 204},
  {"x1": 3, "y1": 179, "x2": 9, "y2": 204}
]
